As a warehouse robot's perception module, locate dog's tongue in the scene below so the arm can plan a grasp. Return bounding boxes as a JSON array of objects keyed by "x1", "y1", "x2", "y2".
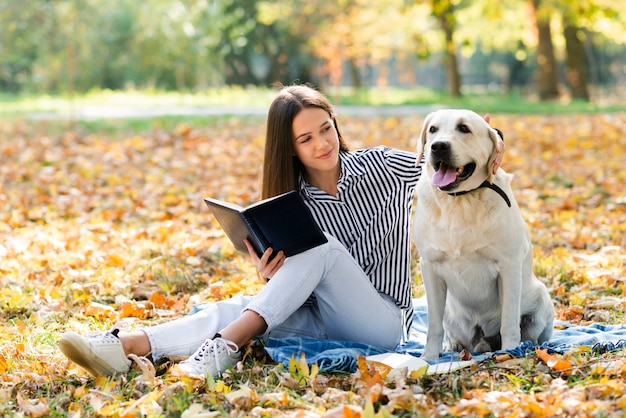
[{"x1": 432, "y1": 164, "x2": 457, "y2": 188}]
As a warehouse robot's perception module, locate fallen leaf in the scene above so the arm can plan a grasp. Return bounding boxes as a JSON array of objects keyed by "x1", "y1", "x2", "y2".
[
  {"x1": 459, "y1": 349, "x2": 473, "y2": 361},
  {"x1": 536, "y1": 348, "x2": 573, "y2": 373},
  {"x1": 128, "y1": 354, "x2": 156, "y2": 384},
  {"x1": 17, "y1": 393, "x2": 49, "y2": 418},
  {"x1": 224, "y1": 385, "x2": 258, "y2": 409},
  {"x1": 181, "y1": 403, "x2": 221, "y2": 418}
]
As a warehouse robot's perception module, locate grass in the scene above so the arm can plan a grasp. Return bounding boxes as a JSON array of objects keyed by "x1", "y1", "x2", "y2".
[
  {"x1": 0, "y1": 86, "x2": 276, "y2": 114},
  {"x1": 325, "y1": 86, "x2": 626, "y2": 114},
  {"x1": 1, "y1": 86, "x2": 625, "y2": 125},
  {"x1": 2, "y1": 85, "x2": 624, "y2": 139}
]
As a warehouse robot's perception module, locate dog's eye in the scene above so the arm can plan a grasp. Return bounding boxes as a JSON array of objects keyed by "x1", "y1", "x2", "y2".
[
  {"x1": 429, "y1": 125, "x2": 438, "y2": 134},
  {"x1": 457, "y1": 123, "x2": 471, "y2": 134}
]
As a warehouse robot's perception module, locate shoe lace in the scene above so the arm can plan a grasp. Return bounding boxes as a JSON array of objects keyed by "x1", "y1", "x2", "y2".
[{"x1": 193, "y1": 337, "x2": 239, "y2": 371}]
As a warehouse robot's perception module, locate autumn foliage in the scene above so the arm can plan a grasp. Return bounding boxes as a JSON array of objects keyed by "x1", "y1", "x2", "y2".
[{"x1": 1, "y1": 112, "x2": 625, "y2": 416}]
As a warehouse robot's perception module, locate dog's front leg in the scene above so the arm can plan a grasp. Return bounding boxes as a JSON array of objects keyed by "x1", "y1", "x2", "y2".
[
  {"x1": 498, "y1": 265, "x2": 523, "y2": 350},
  {"x1": 421, "y1": 262, "x2": 447, "y2": 360}
]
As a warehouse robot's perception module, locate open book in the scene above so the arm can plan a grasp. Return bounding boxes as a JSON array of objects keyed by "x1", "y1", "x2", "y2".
[
  {"x1": 365, "y1": 352, "x2": 474, "y2": 377},
  {"x1": 204, "y1": 190, "x2": 328, "y2": 258}
]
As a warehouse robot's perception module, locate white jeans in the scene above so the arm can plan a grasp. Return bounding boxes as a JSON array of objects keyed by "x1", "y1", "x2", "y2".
[{"x1": 144, "y1": 234, "x2": 403, "y2": 359}]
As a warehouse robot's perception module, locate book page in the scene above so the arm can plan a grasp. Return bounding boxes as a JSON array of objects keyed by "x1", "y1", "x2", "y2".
[{"x1": 365, "y1": 352, "x2": 474, "y2": 377}]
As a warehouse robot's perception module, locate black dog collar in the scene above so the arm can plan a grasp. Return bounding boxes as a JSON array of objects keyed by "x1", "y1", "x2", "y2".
[{"x1": 447, "y1": 180, "x2": 512, "y2": 208}]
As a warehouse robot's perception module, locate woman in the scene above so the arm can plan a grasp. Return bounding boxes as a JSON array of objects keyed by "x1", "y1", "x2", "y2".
[{"x1": 59, "y1": 84, "x2": 503, "y2": 379}]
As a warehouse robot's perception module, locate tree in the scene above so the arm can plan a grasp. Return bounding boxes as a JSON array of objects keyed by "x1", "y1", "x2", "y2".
[
  {"x1": 558, "y1": 0, "x2": 625, "y2": 102},
  {"x1": 527, "y1": 0, "x2": 626, "y2": 102},
  {"x1": 260, "y1": 0, "x2": 429, "y2": 91},
  {"x1": 531, "y1": 0, "x2": 560, "y2": 100},
  {"x1": 1, "y1": 0, "x2": 626, "y2": 95},
  {"x1": 0, "y1": 0, "x2": 51, "y2": 93},
  {"x1": 563, "y1": 17, "x2": 589, "y2": 101},
  {"x1": 430, "y1": 0, "x2": 461, "y2": 97}
]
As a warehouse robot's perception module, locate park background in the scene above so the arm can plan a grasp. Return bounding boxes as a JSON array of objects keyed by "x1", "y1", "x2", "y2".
[
  {"x1": 2, "y1": 0, "x2": 626, "y2": 417},
  {"x1": 1, "y1": 0, "x2": 626, "y2": 111}
]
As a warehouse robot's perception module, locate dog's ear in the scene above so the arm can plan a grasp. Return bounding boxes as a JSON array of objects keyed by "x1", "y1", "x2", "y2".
[
  {"x1": 416, "y1": 112, "x2": 435, "y2": 166},
  {"x1": 487, "y1": 127, "x2": 501, "y2": 183}
]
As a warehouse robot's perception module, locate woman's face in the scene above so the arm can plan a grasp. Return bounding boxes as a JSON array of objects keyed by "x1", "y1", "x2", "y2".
[{"x1": 292, "y1": 107, "x2": 340, "y2": 176}]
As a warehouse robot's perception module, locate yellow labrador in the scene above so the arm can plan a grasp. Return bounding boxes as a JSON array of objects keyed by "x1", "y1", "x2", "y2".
[{"x1": 413, "y1": 109, "x2": 554, "y2": 360}]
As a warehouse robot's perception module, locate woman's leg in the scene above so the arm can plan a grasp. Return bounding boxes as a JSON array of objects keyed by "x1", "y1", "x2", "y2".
[
  {"x1": 240, "y1": 234, "x2": 403, "y2": 350},
  {"x1": 61, "y1": 235, "x2": 400, "y2": 377},
  {"x1": 118, "y1": 331, "x2": 151, "y2": 356},
  {"x1": 175, "y1": 234, "x2": 401, "y2": 378},
  {"x1": 58, "y1": 294, "x2": 254, "y2": 377},
  {"x1": 142, "y1": 294, "x2": 252, "y2": 359}
]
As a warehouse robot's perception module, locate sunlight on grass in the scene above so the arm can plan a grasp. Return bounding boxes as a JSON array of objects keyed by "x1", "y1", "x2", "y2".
[{"x1": 2, "y1": 86, "x2": 625, "y2": 120}]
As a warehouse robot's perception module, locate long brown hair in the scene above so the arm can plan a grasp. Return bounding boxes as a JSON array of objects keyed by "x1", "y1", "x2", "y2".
[{"x1": 261, "y1": 84, "x2": 349, "y2": 199}]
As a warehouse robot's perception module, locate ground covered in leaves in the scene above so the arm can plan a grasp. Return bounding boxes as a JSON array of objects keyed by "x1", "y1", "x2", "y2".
[{"x1": 1, "y1": 112, "x2": 626, "y2": 417}]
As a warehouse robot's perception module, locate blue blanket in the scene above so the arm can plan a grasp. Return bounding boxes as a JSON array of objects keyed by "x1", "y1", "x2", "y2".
[{"x1": 264, "y1": 298, "x2": 626, "y2": 372}]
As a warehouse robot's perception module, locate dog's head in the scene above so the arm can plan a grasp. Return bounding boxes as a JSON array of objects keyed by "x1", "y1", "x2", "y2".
[{"x1": 416, "y1": 109, "x2": 501, "y2": 193}]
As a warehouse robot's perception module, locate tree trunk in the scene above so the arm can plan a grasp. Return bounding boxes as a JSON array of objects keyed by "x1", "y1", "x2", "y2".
[
  {"x1": 563, "y1": 19, "x2": 590, "y2": 101},
  {"x1": 442, "y1": 17, "x2": 461, "y2": 97},
  {"x1": 532, "y1": 0, "x2": 559, "y2": 100},
  {"x1": 349, "y1": 59, "x2": 362, "y2": 89},
  {"x1": 433, "y1": 0, "x2": 461, "y2": 97}
]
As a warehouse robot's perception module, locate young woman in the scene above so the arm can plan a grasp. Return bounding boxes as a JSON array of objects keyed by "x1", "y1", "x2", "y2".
[{"x1": 59, "y1": 84, "x2": 503, "y2": 378}]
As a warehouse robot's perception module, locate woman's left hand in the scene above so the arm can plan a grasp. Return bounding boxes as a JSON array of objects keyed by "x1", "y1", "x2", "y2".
[{"x1": 484, "y1": 113, "x2": 505, "y2": 174}]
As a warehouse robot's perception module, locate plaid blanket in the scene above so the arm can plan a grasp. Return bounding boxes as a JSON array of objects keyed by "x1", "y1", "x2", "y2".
[{"x1": 264, "y1": 297, "x2": 626, "y2": 372}]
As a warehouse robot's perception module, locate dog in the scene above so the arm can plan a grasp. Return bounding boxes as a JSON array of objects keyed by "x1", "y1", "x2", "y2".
[{"x1": 412, "y1": 109, "x2": 554, "y2": 360}]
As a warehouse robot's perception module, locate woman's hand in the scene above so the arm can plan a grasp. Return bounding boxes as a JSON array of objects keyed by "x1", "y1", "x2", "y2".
[
  {"x1": 483, "y1": 113, "x2": 505, "y2": 174},
  {"x1": 244, "y1": 239, "x2": 286, "y2": 280}
]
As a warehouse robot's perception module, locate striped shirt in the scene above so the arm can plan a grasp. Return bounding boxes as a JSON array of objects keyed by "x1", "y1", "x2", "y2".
[{"x1": 298, "y1": 146, "x2": 421, "y2": 339}]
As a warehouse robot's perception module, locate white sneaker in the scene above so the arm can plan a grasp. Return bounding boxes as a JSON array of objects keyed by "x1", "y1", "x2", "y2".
[
  {"x1": 175, "y1": 337, "x2": 242, "y2": 378},
  {"x1": 59, "y1": 328, "x2": 132, "y2": 377}
]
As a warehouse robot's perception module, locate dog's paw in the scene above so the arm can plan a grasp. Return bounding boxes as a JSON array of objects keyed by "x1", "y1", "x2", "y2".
[
  {"x1": 420, "y1": 347, "x2": 441, "y2": 360},
  {"x1": 501, "y1": 341, "x2": 520, "y2": 351},
  {"x1": 472, "y1": 340, "x2": 492, "y2": 353},
  {"x1": 444, "y1": 341, "x2": 464, "y2": 353}
]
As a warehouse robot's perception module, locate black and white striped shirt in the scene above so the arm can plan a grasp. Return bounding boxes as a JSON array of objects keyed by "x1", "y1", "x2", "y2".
[{"x1": 298, "y1": 146, "x2": 421, "y2": 339}]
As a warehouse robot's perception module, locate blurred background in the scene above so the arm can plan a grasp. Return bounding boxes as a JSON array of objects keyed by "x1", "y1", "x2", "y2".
[{"x1": 0, "y1": 0, "x2": 625, "y2": 107}]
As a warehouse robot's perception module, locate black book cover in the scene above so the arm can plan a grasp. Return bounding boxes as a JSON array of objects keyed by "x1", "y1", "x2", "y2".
[{"x1": 203, "y1": 190, "x2": 328, "y2": 258}]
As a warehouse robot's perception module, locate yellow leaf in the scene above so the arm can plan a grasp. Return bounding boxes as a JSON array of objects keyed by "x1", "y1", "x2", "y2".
[
  {"x1": 120, "y1": 390, "x2": 163, "y2": 417},
  {"x1": 94, "y1": 375, "x2": 117, "y2": 391},
  {"x1": 0, "y1": 354, "x2": 7, "y2": 373},
  {"x1": 107, "y1": 253, "x2": 125, "y2": 267},
  {"x1": 214, "y1": 380, "x2": 231, "y2": 393},
  {"x1": 74, "y1": 384, "x2": 89, "y2": 398},
  {"x1": 569, "y1": 293, "x2": 585, "y2": 306},
  {"x1": 0, "y1": 288, "x2": 33, "y2": 310},
  {"x1": 84, "y1": 302, "x2": 117, "y2": 321},
  {"x1": 409, "y1": 365, "x2": 429, "y2": 379},
  {"x1": 224, "y1": 384, "x2": 257, "y2": 404}
]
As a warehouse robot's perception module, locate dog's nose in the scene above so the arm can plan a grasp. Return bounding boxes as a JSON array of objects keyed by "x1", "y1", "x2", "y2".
[{"x1": 431, "y1": 141, "x2": 451, "y2": 155}]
